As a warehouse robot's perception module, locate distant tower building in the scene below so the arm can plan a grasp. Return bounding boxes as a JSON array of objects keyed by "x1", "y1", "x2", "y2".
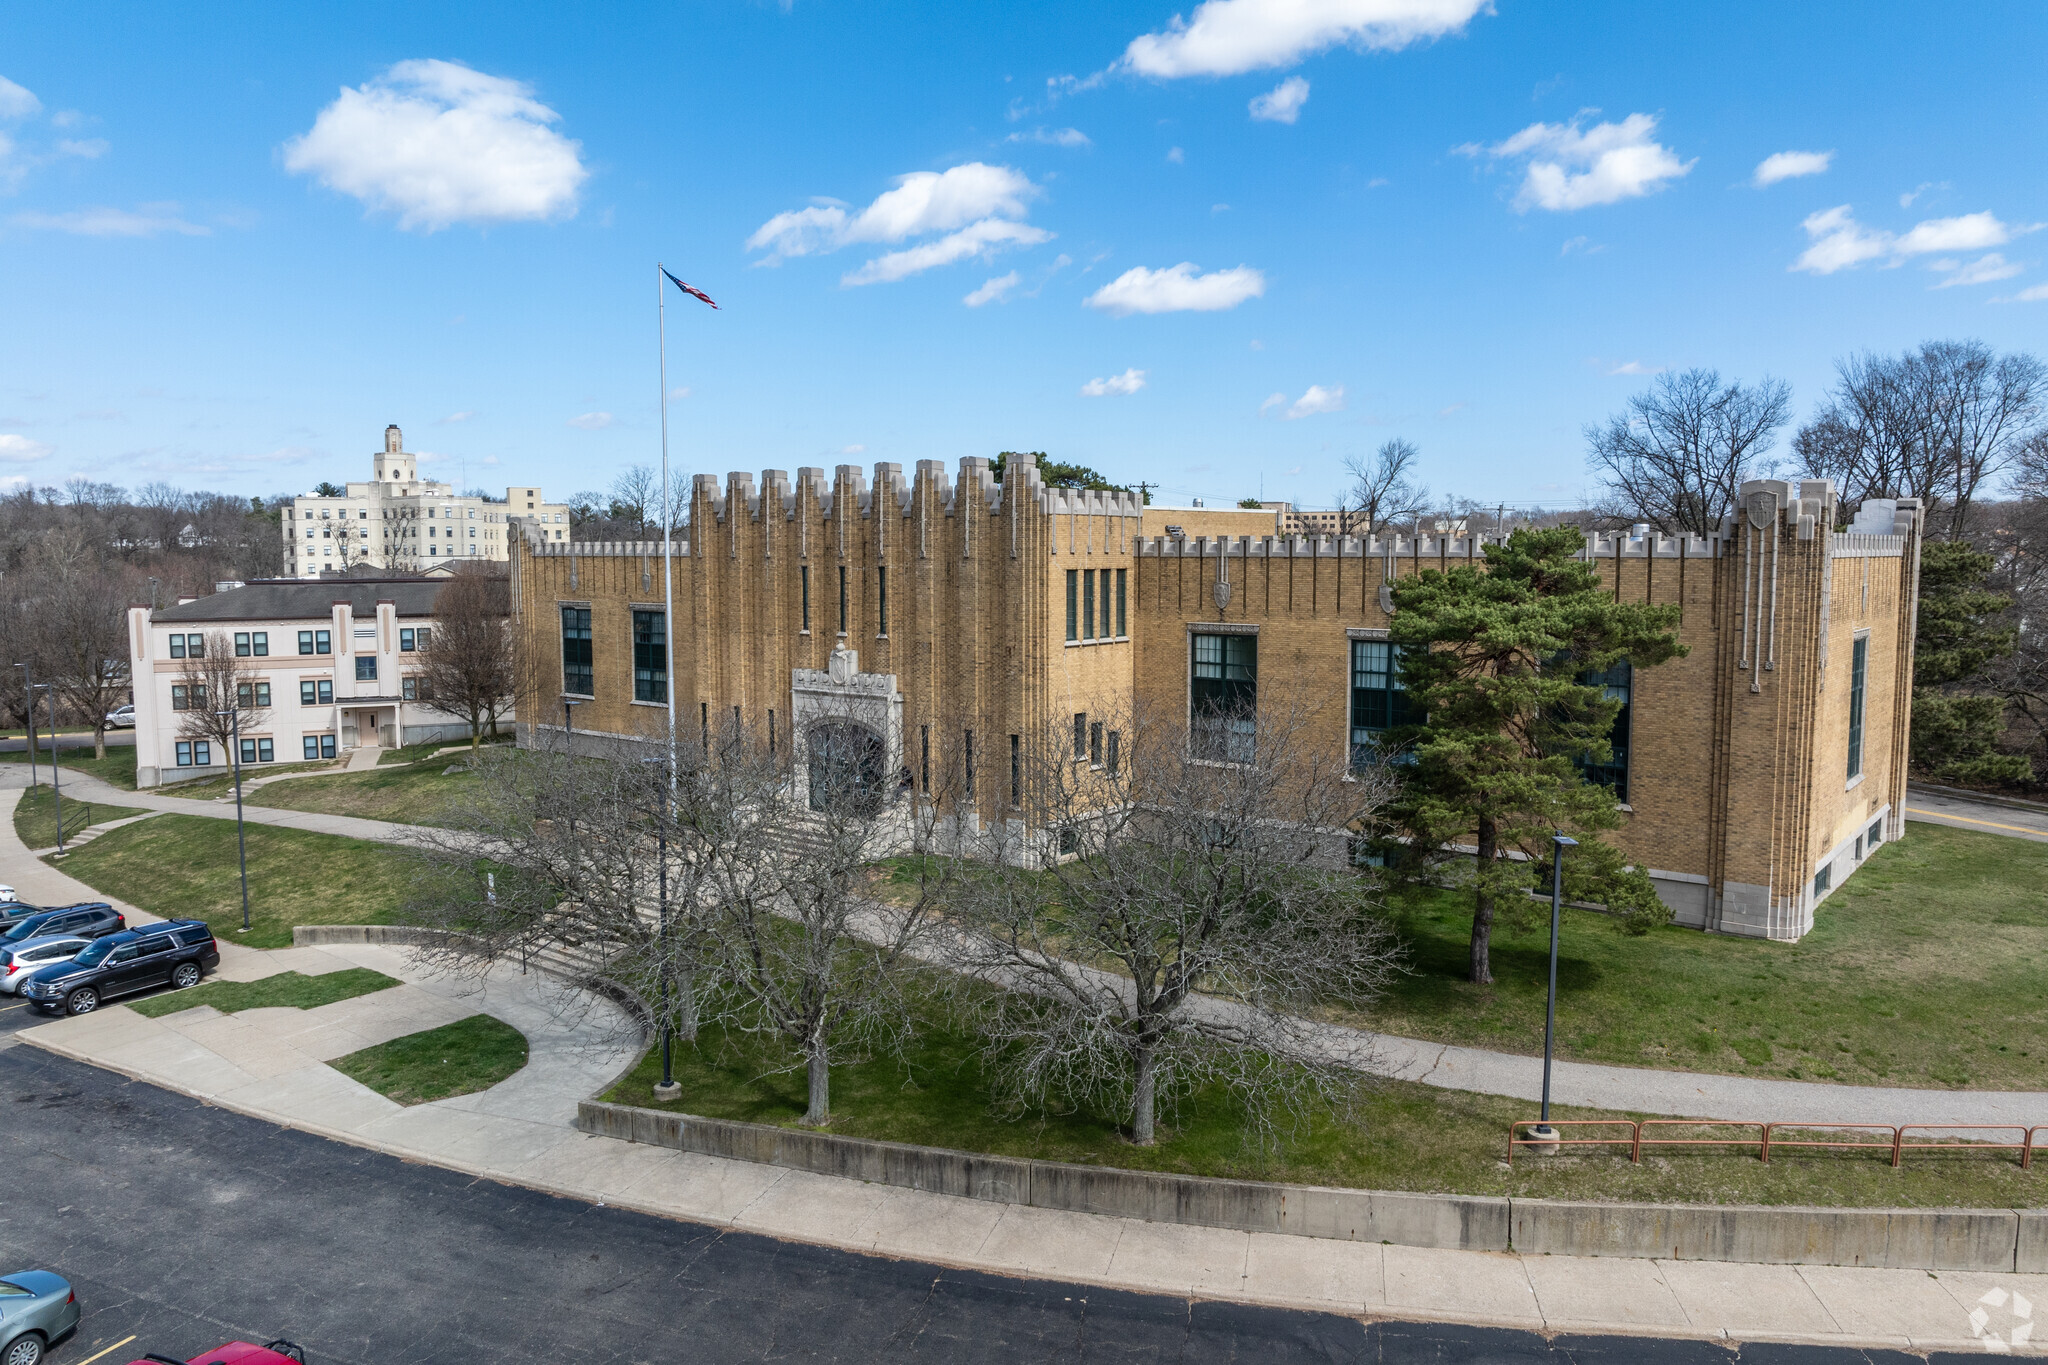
[{"x1": 280, "y1": 424, "x2": 572, "y2": 578}]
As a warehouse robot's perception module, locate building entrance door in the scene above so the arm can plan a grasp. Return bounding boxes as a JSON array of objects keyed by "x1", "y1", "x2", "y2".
[{"x1": 805, "y1": 722, "x2": 884, "y2": 813}]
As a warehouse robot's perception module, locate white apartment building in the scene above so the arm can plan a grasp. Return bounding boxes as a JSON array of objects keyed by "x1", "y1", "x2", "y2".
[
  {"x1": 126, "y1": 578, "x2": 478, "y2": 788},
  {"x1": 282, "y1": 424, "x2": 572, "y2": 577}
]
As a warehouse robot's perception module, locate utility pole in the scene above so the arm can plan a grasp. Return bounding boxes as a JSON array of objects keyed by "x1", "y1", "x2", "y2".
[{"x1": 1133, "y1": 481, "x2": 1155, "y2": 508}]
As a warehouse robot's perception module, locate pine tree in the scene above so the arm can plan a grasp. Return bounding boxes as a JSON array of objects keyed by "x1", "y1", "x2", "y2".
[
  {"x1": 1385, "y1": 527, "x2": 1687, "y2": 984},
  {"x1": 1910, "y1": 538, "x2": 2030, "y2": 784}
]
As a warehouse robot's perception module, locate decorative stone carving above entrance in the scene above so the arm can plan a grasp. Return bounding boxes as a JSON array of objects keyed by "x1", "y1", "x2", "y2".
[{"x1": 790, "y1": 647, "x2": 904, "y2": 811}]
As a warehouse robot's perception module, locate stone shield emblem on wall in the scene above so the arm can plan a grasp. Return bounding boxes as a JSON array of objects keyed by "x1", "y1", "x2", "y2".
[
  {"x1": 1213, "y1": 580, "x2": 1233, "y2": 611},
  {"x1": 1746, "y1": 489, "x2": 1778, "y2": 530}
]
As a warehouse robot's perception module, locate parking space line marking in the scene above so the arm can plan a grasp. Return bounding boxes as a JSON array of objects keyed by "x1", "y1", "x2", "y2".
[
  {"x1": 74, "y1": 1335, "x2": 137, "y2": 1365},
  {"x1": 0, "y1": 1002, "x2": 26, "y2": 1013}
]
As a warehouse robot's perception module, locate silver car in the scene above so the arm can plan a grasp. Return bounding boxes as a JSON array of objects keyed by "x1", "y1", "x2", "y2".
[
  {"x1": 0, "y1": 938, "x2": 89, "y2": 996},
  {"x1": 0, "y1": 1270, "x2": 80, "y2": 1365}
]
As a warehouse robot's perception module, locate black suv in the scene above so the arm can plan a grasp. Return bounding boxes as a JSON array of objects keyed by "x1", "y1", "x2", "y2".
[
  {"x1": 0, "y1": 905, "x2": 126, "y2": 946},
  {"x1": 20, "y1": 921, "x2": 220, "y2": 1015}
]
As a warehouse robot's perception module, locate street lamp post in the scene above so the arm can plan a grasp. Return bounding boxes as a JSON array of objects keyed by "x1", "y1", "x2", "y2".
[
  {"x1": 11, "y1": 663, "x2": 36, "y2": 793},
  {"x1": 41, "y1": 683, "x2": 63, "y2": 853},
  {"x1": 217, "y1": 707, "x2": 252, "y2": 932},
  {"x1": 1530, "y1": 832, "x2": 1579, "y2": 1154},
  {"x1": 643, "y1": 754, "x2": 680, "y2": 1102}
]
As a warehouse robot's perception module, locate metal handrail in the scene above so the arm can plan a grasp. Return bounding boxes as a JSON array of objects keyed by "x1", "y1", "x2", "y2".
[{"x1": 1507, "y1": 1117, "x2": 2048, "y2": 1168}]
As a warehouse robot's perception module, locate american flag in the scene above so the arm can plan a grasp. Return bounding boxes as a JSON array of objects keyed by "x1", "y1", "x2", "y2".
[{"x1": 662, "y1": 267, "x2": 719, "y2": 309}]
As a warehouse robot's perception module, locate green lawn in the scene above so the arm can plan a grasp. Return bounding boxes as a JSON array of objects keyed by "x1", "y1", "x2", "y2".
[
  {"x1": 377, "y1": 733, "x2": 511, "y2": 766},
  {"x1": 606, "y1": 1012, "x2": 2047, "y2": 1209},
  {"x1": 0, "y1": 748, "x2": 138, "y2": 789},
  {"x1": 12, "y1": 787, "x2": 149, "y2": 850},
  {"x1": 246, "y1": 760, "x2": 481, "y2": 828},
  {"x1": 129, "y1": 967, "x2": 400, "y2": 1018},
  {"x1": 47, "y1": 814, "x2": 417, "y2": 948},
  {"x1": 167, "y1": 760, "x2": 343, "y2": 801},
  {"x1": 332, "y1": 1013, "x2": 528, "y2": 1104},
  {"x1": 1359, "y1": 822, "x2": 2048, "y2": 1092}
]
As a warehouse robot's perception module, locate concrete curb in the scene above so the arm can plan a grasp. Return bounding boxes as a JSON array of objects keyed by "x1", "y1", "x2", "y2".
[{"x1": 582, "y1": 1097, "x2": 2048, "y2": 1272}]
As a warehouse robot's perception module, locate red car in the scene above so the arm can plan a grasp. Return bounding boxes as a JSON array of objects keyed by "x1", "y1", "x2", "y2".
[{"x1": 131, "y1": 1342, "x2": 306, "y2": 1365}]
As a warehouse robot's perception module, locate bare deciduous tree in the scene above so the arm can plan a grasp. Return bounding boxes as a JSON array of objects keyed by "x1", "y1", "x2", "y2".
[
  {"x1": 1587, "y1": 369, "x2": 1791, "y2": 535},
  {"x1": 174, "y1": 629, "x2": 270, "y2": 759},
  {"x1": 949, "y1": 701, "x2": 1400, "y2": 1147},
  {"x1": 1797, "y1": 340, "x2": 2046, "y2": 538},
  {"x1": 1333, "y1": 439, "x2": 1429, "y2": 536},
  {"x1": 415, "y1": 567, "x2": 514, "y2": 752}
]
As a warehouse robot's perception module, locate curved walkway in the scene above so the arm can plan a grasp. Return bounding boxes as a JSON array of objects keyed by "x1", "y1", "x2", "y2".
[{"x1": 7, "y1": 781, "x2": 2045, "y2": 1130}]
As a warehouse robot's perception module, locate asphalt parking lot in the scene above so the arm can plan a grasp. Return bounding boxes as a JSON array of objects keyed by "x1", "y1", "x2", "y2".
[{"x1": 0, "y1": 1044, "x2": 1967, "y2": 1364}]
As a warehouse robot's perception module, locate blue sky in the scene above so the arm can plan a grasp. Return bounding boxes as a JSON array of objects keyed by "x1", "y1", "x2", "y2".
[{"x1": 3, "y1": 1, "x2": 2044, "y2": 510}]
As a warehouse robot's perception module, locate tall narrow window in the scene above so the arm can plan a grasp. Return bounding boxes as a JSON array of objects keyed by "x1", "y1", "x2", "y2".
[
  {"x1": 1089, "y1": 721, "x2": 1103, "y2": 768},
  {"x1": 701, "y1": 701, "x2": 709, "y2": 752},
  {"x1": 1065, "y1": 570, "x2": 1078, "y2": 642},
  {"x1": 1572, "y1": 660, "x2": 1633, "y2": 801},
  {"x1": 769, "y1": 709, "x2": 777, "y2": 754},
  {"x1": 1350, "y1": 640, "x2": 1413, "y2": 770},
  {"x1": 1191, "y1": 632, "x2": 1257, "y2": 763},
  {"x1": 1073, "y1": 712, "x2": 1088, "y2": 759},
  {"x1": 838, "y1": 565, "x2": 848, "y2": 635},
  {"x1": 920, "y1": 724, "x2": 930, "y2": 790},
  {"x1": 1099, "y1": 571, "x2": 1112, "y2": 643},
  {"x1": 1116, "y1": 569, "x2": 1127, "y2": 638},
  {"x1": 560, "y1": 607, "x2": 593, "y2": 695},
  {"x1": 632, "y1": 609, "x2": 667, "y2": 703},
  {"x1": 1106, "y1": 730, "x2": 1121, "y2": 775},
  {"x1": 1010, "y1": 734, "x2": 1021, "y2": 807},
  {"x1": 877, "y1": 566, "x2": 888, "y2": 635},
  {"x1": 801, "y1": 565, "x2": 812, "y2": 632},
  {"x1": 1082, "y1": 569, "x2": 1096, "y2": 639},
  {"x1": 964, "y1": 729, "x2": 976, "y2": 799},
  {"x1": 1847, "y1": 635, "x2": 1868, "y2": 779}
]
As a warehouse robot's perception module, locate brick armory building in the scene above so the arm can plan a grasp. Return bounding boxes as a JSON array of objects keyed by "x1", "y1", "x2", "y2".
[{"x1": 509, "y1": 456, "x2": 1920, "y2": 942}]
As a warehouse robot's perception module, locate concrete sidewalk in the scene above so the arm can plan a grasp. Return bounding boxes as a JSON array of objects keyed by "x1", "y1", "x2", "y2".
[
  {"x1": 15, "y1": 935, "x2": 2043, "y2": 1356},
  {"x1": 15, "y1": 766, "x2": 432, "y2": 846}
]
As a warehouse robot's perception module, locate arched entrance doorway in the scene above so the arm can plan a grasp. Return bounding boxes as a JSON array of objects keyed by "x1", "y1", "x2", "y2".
[{"x1": 805, "y1": 721, "x2": 885, "y2": 813}]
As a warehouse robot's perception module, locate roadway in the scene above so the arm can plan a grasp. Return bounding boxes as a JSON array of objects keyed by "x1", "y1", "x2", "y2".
[
  {"x1": 0, "y1": 732, "x2": 135, "y2": 753},
  {"x1": 0, "y1": 1044, "x2": 1954, "y2": 1364}
]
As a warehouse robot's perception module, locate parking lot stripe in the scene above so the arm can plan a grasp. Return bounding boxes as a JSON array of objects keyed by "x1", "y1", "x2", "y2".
[{"x1": 73, "y1": 1335, "x2": 137, "y2": 1365}]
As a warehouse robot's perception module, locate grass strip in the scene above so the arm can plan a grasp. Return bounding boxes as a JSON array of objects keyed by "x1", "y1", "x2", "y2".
[
  {"x1": 605, "y1": 1009, "x2": 2048, "y2": 1209},
  {"x1": 46, "y1": 814, "x2": 416, "y2": 949},
  {"x1": 12, "y1": 787, "x2": 148, "y2": 850},
  {"x1": 0, "y1": 749, "x2": 139, "y2": 789},
  {"x1": 129, "y1": 967, "x2": 401, "y2": 1018},
  {"x1": 331, "y1": 1013, "x2": 528, "y2": 1105},
  {"x1": 246, "y1": 761, "x2": 480, "y2": 828}
]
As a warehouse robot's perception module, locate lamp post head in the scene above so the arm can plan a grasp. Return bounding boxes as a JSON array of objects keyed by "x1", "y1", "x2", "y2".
[{"x1": 1552, "y1": 833, "x2": 1579, "y2": 849}]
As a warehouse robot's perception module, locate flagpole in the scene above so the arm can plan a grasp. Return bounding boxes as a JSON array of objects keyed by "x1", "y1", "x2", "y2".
[{"x1": 655, "y1": 261, "x2": 679, "y2": 1101}]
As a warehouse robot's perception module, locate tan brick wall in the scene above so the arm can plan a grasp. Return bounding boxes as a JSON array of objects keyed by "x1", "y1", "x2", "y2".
[{"x1": 511, "y1": 469, "x2": 1918, "y2": 940}]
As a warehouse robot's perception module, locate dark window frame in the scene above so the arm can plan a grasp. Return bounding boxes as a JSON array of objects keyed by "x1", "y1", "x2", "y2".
[
  {"x1": 560, "y1": 605, "x2": 594, "y2": 696},
  {"x1": 632, "y1": 608, "x2": 668, "y2": 703}
]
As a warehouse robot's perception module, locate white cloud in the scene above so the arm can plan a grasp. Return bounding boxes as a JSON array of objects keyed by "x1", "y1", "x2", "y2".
[
  {"x1": 748, "y1": 163, "x2": 1050, "y2": 285},
  {"x1": 1464, "y1": 112, "x2": 1692, "y2": 212},
  {"x1": 8, "y1": 204, "x2": 210, "y2": 237},
  {"x1": 748, "y1": 163, "x2": 1037, "y2": 260},
  {"x1": 1752, "y1": 149, "x2": 1832, "y2": 187},
  {"x1": 567, "y1": 412, "x2": 614, "y2": 430},
  {"x1": 55, "y1": 138, "x2": 106, "y2": 159},
  {"x1": 438, "y1": 410, "x2": 477, "y2": 423},
  {"x1": 1899, "y1": 182, "x2": 1940, "y2": 209},
  {"x1": 1166, "y1": 145, "x2": 1186, "y2": 164},
  {"x1": 0, "y1": 77, "x2": 39, "y2": 120},
  {"x1": 963, "y1": 271, "x2": 1022, "y2": 307},
  {"x1": 1120, "y1": 0, "x2": 1489, "y2": 78},
  {"x1": 1281, "y1": 384, "x2": 1345, "y2": 419},
  {"x1": 1260, "y1": 392, "x2": 1286, "y2": 412},
  {"x1": 1792, "y1": 205, "x2": 2036, "y2": 275},
  {"x1": 1249, "y1": 76, "x2": 1310, "y2": 124},
  {"x1": 282, "y1": 59, "x2": 587, "y2": 231},
  {"x1": 2009, "y1": 283, "x2": 2048, "y2": 302},
  {"x1": 0, "y1": 433, "x2": 52, "y2": 462},
  {"x1": 1607, "y1": 360, "x2": 1664, "y2": 376},
  {"x1": 1084, "y1": 262, "x2": 1266, "y2": 316},
  {"x1": 842, "y1": 218, "x2": 1051, "y2": 287},
  {"x1": 1080, "y1": 368, "x2": 1147, "y2": 396},
  {"x1": 1005, "y1": 127, "x2": 1091, "y2": 147},
  {"x1": 1928, "y1": 253, "x2": 2023, "y2": 289}
]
